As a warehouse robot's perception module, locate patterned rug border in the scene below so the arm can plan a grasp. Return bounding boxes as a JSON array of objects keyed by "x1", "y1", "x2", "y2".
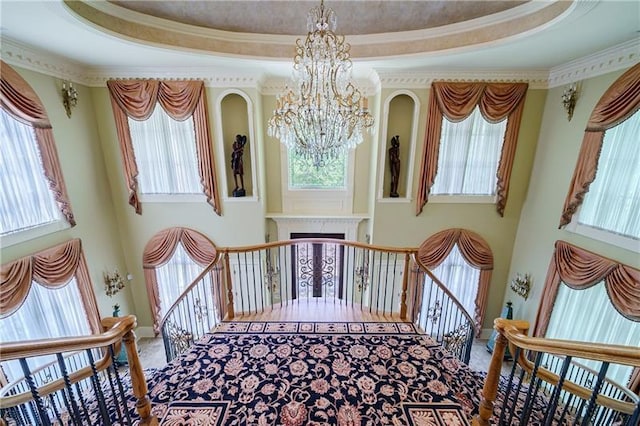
[{"x1": 214, "y1": 321, "x2": 419, "y2": 335}]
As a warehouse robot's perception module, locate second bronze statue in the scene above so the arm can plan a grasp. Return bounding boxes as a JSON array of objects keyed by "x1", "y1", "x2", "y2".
[
  {"x1": 389, "y1": 135, "x2": 400, "y2": 197},
  {"x1": 231, "y1": 134, "x2": 247, "y2": 197}
]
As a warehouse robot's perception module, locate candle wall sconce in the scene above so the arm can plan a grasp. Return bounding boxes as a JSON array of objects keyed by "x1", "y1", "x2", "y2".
[
  {"x1": 62, "y1": 80, "x2": 78, "y2": 118},
  {"x1": 510, "y1": 273, "x2": 532, "y2": 300},
  {"x1": 561, "y1": 83, "x2": 578, "y2": 121},
  {"x1": 104, "y1": 269, "x2": 125, "y2": 297}
]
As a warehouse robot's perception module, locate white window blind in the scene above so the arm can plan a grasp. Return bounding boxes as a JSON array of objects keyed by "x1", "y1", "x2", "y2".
[
  {"x1": 577, "y1": 111, "x2": 640, "y2": 239},
  {"x1": 0, "y1": 109, "x2": 61, "y2": 235},
  {"x1": 0, "y1": 278, "x2": 91, "y2": 383},
  {"x1": 546, "y1": 283, "x2": 640, "y2": 385},
  {"x1": 432, "y1": 106, "x2": 507, "y2": 195},
  {"x1": 128, "y1": 106, "x2": 201, "y2": 195}
]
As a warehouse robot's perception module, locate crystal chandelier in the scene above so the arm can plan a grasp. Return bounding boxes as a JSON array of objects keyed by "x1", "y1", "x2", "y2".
[{"x1": 267, "y1": 0, "x2": 374, "y2": 168}]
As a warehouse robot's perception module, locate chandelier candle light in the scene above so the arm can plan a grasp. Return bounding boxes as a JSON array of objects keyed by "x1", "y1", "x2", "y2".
[{"x1": 268, "y1": 0, "x2": 374, "y2": 168}]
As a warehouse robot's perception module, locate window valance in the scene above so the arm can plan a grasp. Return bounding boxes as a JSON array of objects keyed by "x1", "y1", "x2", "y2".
[
  {"x1": 416, "y1": 82, "x2": 528, "y2": 216},
  {"x1": 0, "y1": 238, "x2": 100, "y2": 332},
  {"x1": 559, "y1": 64, "x2": 640, "y2": 228},
  {"x1": 107, "y1": 80, "x2": 221, "y2": 215},
  {"x1": 142, "y1": 227, "x2": 217, "y2": 334},
  {"x1": 417, "y1": 228, "x2": 494, "y2": 332},
  {"x1": 534, "y1": 240, "x2": 640, "y2": 338},
  {"x1": 0, "y1": 61, "x2": 75, "y2": 226}
]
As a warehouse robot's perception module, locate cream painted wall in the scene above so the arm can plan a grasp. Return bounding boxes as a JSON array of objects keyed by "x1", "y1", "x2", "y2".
[
  {"x1": 0, "y1": 66, "x2": 135, "y2": 321},
  {"x1": 506, "y1": 68, "x2": 639, "y2": 329},
  {"x1": 370, "y1": 89, "x2": 547, "y2": 332},
  {"x1": 12, "y1": 64, "x2": 632, "y2": 340},
  {"x1": 90, "y1": 86, "x2": 267, "y2": 329}
]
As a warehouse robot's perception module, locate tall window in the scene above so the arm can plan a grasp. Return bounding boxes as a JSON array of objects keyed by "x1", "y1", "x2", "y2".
[
  {"x1": 0, "y1": 279, "x2": 91, "y2": 383},
  {"x1": 431, "y1": 107, "x2": 507, "y2": 195},
  {"x1": 0, "y1": 109, "x2": 61, "y2": 234},
  {"x1": 0, "y1": 61, "x2": 75, "y2": 238},
  {"x1": 128, "y1": 107, "x2": 201, "y2": 195},
  {"x1": 288, "y1": 150, "x2": 347, "y2": 189},
  {"x1": 107, "y1": 80, "x2": 220, "y2": 215},
  {"x1": 546, "y1": 282, "x2": 640, "y2": 386},
  {"x1": 575, "y1": 111, "x2": 639, "y2": 240},
  {"x1": 428, "y1": 245, "x2": 480, "y2": 318},
  {"x1": 560, "y1": 64, "x2": 639, "y2": 249}
]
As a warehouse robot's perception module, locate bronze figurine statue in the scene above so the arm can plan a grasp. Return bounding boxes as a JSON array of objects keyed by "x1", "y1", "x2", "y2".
[
  {"x1": 389, "y1": 135, "x2": 400, "y2": 197},
  {"x1": 231, "y1": 134, "x2": 248, "y2": 197}
]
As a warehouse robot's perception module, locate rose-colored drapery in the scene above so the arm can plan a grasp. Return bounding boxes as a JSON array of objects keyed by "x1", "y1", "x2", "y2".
[
  {"x1": 559, "y1": 63, "x2": 640, "y2": 228},
  {"x1": 106, "y1": 80, "x2": 221, "y2": 216},
  {"x1": 142, "y1": 227, "x2": 217, "y2": 334},
  {"x1": 0, "y1": 61, "x2": 75, "y2": 227},
  {"x1": 416, "y1": 82, "x2": 528, "y2": 216},
  {"x1": 533, "y1": 240, "x2": 640, "y2": 393},
  {"x1": 417, "y1": 228, "x2": 494, "y2": 334},
  {"x1": 0, "y1": 239, "x2": 100, "y2": 333}
]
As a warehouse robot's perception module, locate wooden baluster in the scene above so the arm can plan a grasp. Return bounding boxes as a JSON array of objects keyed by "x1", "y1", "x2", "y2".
[
  {"x1": 473, "y1": 325, "x2": 508, "y2": 426},
  {"x1": 224, "y1": 251, "x2": 235, "y2": 319},
  {"x1": 122, "y1": 330, "x2": 158, "y2": 425},
  {"x1": 399, "y1": 253, "x2": 410, "y2": 320}
]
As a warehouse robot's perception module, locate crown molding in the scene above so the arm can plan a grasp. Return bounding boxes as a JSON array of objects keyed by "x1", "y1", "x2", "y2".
[
  {"x1": 376, "y1": 70, "x2": 550, "y2": 89},
  {"x1": 0, "y1": 38, "x2": 90, "y2": 84},
  {"x1": 547, "y1": 38, "x2": 640, "y2": 88},
  {"x1": 2, "y1": 36, "x2": 637, "y2": 91}
]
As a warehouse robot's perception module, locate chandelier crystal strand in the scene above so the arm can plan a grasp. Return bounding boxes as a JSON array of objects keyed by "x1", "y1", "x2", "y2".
[{"x1": 268, "y1": 0, "x2": 374, "y2": 168}]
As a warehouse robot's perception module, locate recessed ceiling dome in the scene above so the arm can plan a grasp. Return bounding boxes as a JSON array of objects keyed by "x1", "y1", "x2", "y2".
[{"x1": 66, "y1": 0, "x2": 572, "y2": 60}]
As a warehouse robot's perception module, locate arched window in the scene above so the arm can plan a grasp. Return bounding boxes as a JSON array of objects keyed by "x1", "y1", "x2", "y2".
[
  {"x1": 0, "y1": 61, "x2": 75, "y2": 241},
  {"x1": 0, "y1": 239, "x2": 100, "y2": 384},
  {"x1": 560, "y1": 63, "x2": 640, "y2": 250},
  {"x1": 142, "y1": 227, "x2": 218, "y2": 333},
  {"x1": 417, "y1": 228, "x2": 494, "y2": 333}
]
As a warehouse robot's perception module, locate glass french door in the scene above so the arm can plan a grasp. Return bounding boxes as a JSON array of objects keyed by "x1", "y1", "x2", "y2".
[{"x1": 290, "y1": 233, "x2": 344, "y2": 299}]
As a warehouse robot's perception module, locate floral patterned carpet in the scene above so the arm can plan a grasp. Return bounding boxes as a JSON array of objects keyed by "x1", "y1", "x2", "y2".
[{"x1": 144, "y1": 322, "x2": 486, "y2": 425}]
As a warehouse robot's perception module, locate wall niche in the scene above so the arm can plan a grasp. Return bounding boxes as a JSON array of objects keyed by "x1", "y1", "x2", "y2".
[
  {"x1": 219, "y1": 91, "x2": 256, "y2": 200},
  {"x1": 378, "y1": 91, "x2": 419, "y2": 201}
]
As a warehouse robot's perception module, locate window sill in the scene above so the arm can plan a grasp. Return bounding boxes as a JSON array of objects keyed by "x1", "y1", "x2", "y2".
[
  {"x1": 565, "y1": 221, "x2": 639, "y2": 253},
  {"x1": 1, "y1": 220, "x2": 70, "y2": 247},
  {"x1": 139, "y1": 194, "x2": 206, "y2": 203},
  {"x1": 429, "y1": 195, "x2": 496, "y2": 204}
]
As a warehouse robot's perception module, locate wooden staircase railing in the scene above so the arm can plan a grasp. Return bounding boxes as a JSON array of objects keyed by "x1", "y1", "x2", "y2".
[
  {"x1": 159, "y1": 238, "x2": 477, "y2": 365},
  {"x1": 474, "y1": 318, "x2": 640, "y2": 426},
  {"x1": 0, "y1": 315, "x2": 157, "y2": 426}
]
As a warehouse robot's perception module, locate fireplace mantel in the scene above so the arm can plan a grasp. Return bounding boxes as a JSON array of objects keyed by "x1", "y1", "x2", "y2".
[{"x1": 266, "y1": 214, "x2": 368, "y2": 241}]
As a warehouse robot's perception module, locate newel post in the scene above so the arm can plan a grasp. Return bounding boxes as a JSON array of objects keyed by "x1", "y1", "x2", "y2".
[
  {"x1": 123, "y1": 329, "x2": 158, "y2": 425},
  {"x1": 223, "y1": 251, "x2": 235, "y2": 319},
  {"x1": 473, "y1": 319, "x2": 509, "y2": 426}
]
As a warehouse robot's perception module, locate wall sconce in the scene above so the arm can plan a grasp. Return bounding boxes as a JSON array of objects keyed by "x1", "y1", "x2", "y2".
[
  {"x1": 104, "y1": 269, "x2": 125, "y2": 297},
  {"x1": 510, "y1": 273, "x2": 532, "y2": 300},
  {"x1": 62, "y1": 80, "x2": 78, "y2": 118},
  {"x1": 561, "y1": 83, "x2": 578, "y2": 121}
]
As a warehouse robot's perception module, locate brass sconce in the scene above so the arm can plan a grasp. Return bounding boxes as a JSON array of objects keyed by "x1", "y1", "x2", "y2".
[
  {"x1": 510, "y1": 273, "x2": 532, "y2": 300},
  {"x1": 561, "y1": 83, "x2": 578, "y2": 121},
  {"x1": 62, "y1": 80, "x2": 78, "y2": 118},
  {"x1": 104, "y1": 269, "x2": 125, "y2": 297}
]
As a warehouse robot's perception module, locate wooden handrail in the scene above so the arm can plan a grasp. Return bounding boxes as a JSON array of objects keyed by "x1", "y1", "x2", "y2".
[
  {"x1": 473, "y1": 319, "x2": 640, "y2": 426},
  {"x1": 411, "y1": 253, "x2": 476, "y2": 332},
  {"x1": 0, "y1": 315, "x2": 158, "y2": 425}
]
